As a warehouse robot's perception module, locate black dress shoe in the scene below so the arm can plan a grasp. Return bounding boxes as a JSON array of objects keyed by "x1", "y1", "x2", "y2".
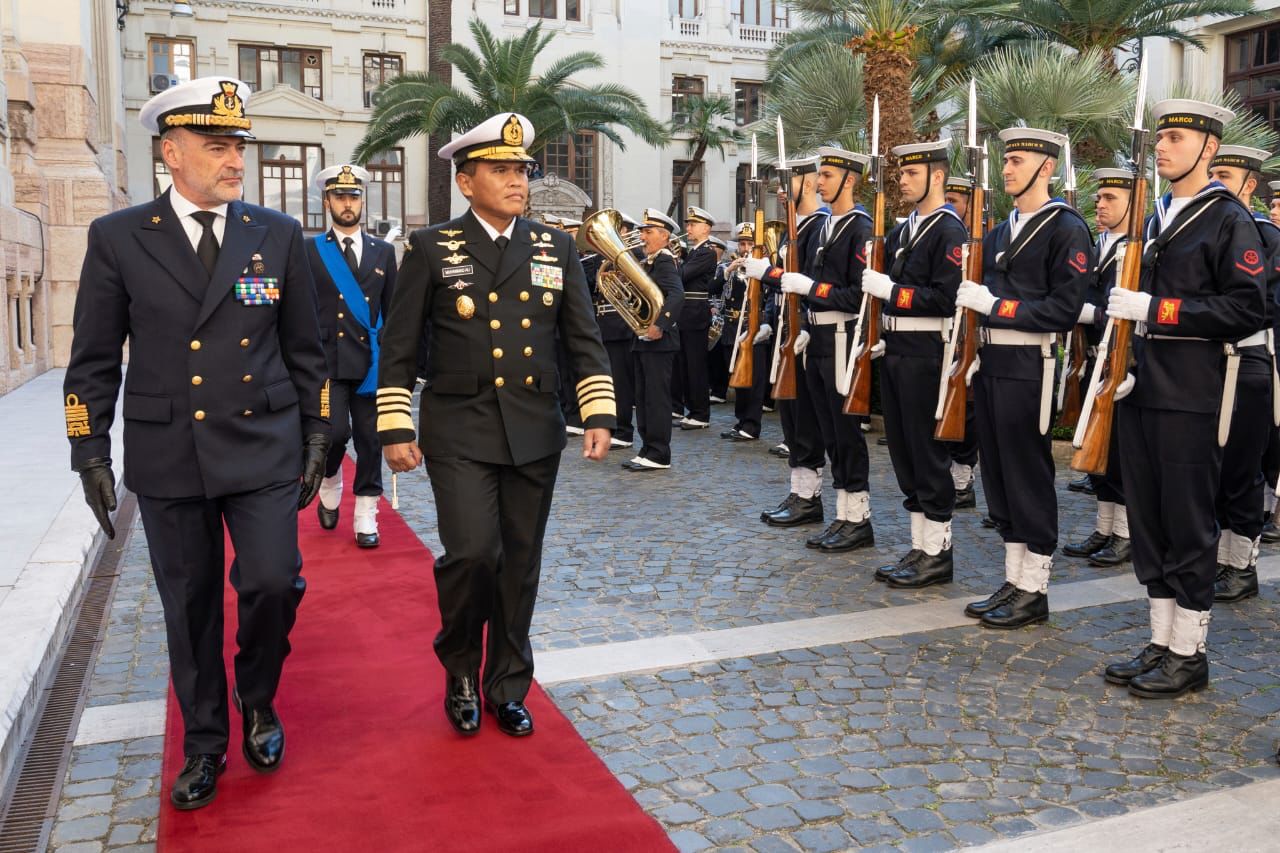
[
  {"x1": 1063, "y1": 530, "x2": 1110, "y2": 558},
  {"x1": 765, "y1": 496, "x2": 823, "y2": 527},
  {"x1": 768, "y1": 444, "x2": 790, "y2": 458},
  {"x1": 818, "y1": 519, "x2": 875, "y2": 552},
  {"x1": 954, "y1": 484, "x2": 976, "y2": 509},
  {"x1": 1128, "y1": 650, "x2": 1208, "y2": 698},
  {"x1": 981, "y1": 515, "x2": 996, "y2": 529},
  {"x1": 805, "y1": 521, "x2": 844, "y2": 549},
  {"x1": 1103, "y1": 643, "x2": 1168, "y2": 685},
  {"x1": 720, "y1": 429, "x2": 757, "y2": 441},
  {"x1": 356, "y1": 531, "x2": 380, "y2": 549},
  {"x1": 316, "y1": 500, "x2": 339, "y2": 530},
  {"x1": 1067, "y1": 474, "x2": 1094, "y2": 493},
  {"x1": 1088, "y1": 535, "x2": 1131, "y2": 566},
  {"x1": 1262, "y1": 518, "x2": 1280, "y2": 544},
  {"x1": 234, "y1": 690, "x2": 284, "y2": 773},
  {"x1": 488, "y1": 700, "x2": 535, "y2": 737},
  {"x1": 876, "y1": 436, "x2": 889, "y2": 446},
  {"x1": 445, "y1": 673, "x2": 482, "y2": 735},
  {"x1": 980, "y1": 588, "x2": 1049, "y2": 629},
  {"x1": 964, "y1": 582, "x2": 1016, "y2": 618},
  {"x1": 875, "y1": 549, "x2": 921, "y2": 582},
  {"x1": 1214, "y1": 565, "x2": 1259, "y2": 602},
  {"x1": 888, "y1": 550, "x2": 954, "y2": 588},
  {"x1": 761, "y1": 493, "x2": 797, "y2": 522},
  {"x1": 171, "y1": 753, "x2": 226, "y2": 810}
]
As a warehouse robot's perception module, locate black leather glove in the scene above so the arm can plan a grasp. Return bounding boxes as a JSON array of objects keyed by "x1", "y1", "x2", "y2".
[
  {"x1": 76, "y1": 457, "x2": 117, "y2": 539},
  {"x1": 298, "y1": 433, "x2": 330, "y2": 509}
]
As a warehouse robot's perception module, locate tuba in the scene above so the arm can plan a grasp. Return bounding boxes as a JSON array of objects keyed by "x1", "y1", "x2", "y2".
[{"x1": 577, "y1": 209, "x2": 665, "y2": 336}]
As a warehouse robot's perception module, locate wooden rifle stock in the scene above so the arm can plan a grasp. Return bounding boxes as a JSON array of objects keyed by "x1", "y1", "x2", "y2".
[
  {"x1": 843, "y1": 180, "x2": 886, "y2": 416},
  {"x1": 1058, "y1": 326, "x2": 1087, "y2": 429},
  {"x1": 934, "y1": 182, "x2": 986, "y2": 441},
  {"x1": 730, "y1": 205, "x2": 767, "y2": 389},
  {"x1": 771, "y1": 195, "x2": 802, "y2": 400}
]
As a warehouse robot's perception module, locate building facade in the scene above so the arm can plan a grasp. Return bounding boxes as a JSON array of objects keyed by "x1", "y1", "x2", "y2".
[
  {"x1": 0, "y1": 0, "x2": 127, "y2": 395},
  {"x1": 119, "y1": 0, "x2": 430, "y2": 239}
]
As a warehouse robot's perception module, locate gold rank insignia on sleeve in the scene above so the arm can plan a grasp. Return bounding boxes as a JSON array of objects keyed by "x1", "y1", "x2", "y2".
[
  {"x1": 376, "y1": 387, "x2": 415, "y2": 433},
  {"x1": 576, "y1": 374, "x2": 617, "y2": 420},
  {"x1": 320, "y1": 380, "x2": 331, "y2": 419},
  {"x1": 65, "y1": 394, "x2": 91, "y2": 437}
]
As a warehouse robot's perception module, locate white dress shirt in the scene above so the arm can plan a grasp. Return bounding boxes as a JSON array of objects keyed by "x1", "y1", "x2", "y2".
[
  {"x1": 473, "y1": 212, "x2": 517, "y2": 244},
  {"x1": 168, "y1": 187, "x2": 228, "y2": 252},
  {"x1": 332, "y1": 226, "x2": 364, "y2": 267}
]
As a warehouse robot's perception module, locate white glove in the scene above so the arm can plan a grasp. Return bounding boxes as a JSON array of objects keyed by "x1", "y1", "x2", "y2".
[
  {"x1": 870, "y1": 339, "x2": 885, "y2": 360},
  {"x1": 1077, "y1": 303, "x2": 1097, "y2": 325},
  {"x1": 861, "y1": 269, "x2": 894, "y2": 301},
  {"x1": 793, "y1": 330, "x2": 811, "y2": 355},
  {"x1": 742, "y1": 256, "x2": 772, "y2": 280},
  {"x1": 1107, "y1": 288, "x2": 1152, "y2": 322},
  {"x1": 1115, "y1": 373, "x2": 1135, "y2": 400},
  {"x1": 955, "y1": 280, "x2": 999, "y2": 315},
  {"x1": 779, "y1": 272, "x2": 813, "y2": 296},
  {"x1": 965, "y1": 355, "x2": 980, "y2": 387},
  {"x1": 753, "y1": 323, "x2": 773, "y2": 345}
]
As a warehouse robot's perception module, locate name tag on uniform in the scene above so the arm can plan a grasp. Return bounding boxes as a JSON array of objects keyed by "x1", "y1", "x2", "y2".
[
  {"x1": 236, "y1": 276, "x2": 280, "y2": 305},
  {"x1": 530, "y1": 262, "x2": 563, "y2": 291}
]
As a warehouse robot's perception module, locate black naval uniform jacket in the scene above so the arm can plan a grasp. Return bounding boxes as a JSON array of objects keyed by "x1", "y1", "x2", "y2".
[
  {"x1": 1130, "y1": 187, "x2": 1266, "y2": 413},
  {"x1": 979, "y1": 201, "x2": 1093, "y2": 380},
  {"x1": 678, "y1": 240, "x2": 717, "y2": 331},
  {"x1": 881, "y1": 207, "x2": 967, "y2": 358},
  {"x1": 63, "y1": 192, "x2": 329, "y2": 499},
  {"x1": 377, "y1": 210, "x2": 616, "y2": 466},
  {"x1": 764, "y1": 210, "x2": 830, "y2": 330},
  {"x1": 1084, "y1": 232, "x2": 1128, "y2": 347},
  {"x1": 633, "y1": 249, "x2": 684, "y2": 353},
  {"x1": 1244, "y1": 213, "x2": 1280, "y2": 379},
  {"x1": 308, "y1": 229, "x2": 398, "y2": 381}
]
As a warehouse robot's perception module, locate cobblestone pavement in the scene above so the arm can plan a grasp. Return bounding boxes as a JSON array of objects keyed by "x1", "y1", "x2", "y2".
[{"x1": 44, "y1": 402, "x2": 1280, "y2": 852}]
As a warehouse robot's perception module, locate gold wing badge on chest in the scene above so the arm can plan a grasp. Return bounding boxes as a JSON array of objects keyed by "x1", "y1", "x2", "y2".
[{"x1": 437, "y1": 239, "x2": 467, "y2": 252}]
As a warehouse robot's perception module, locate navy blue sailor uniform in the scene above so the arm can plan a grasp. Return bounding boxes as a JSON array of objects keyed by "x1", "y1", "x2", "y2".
[
  {"x1": 724, "y1": 258, "x2": 772, "y2": 439},
  {"x1": 1084, "y1": 230, "x2": 1127, "y2": 509},
  {"x1": 674, "y1": 231, "x2": 718, "y2": 425},
  {"x1": 631, "y1": 248, "x2": 685, "y2": 466},
  {"x1": 775, "y1": 209, "x2": 830, "y2": 477},
  {"x1": 376, "y1": 208, "x2": 616, "y2": 703},
  {"x1": 707, "y1": 259, "x2": 733, "y2": 400},
  {"x1": 309, "y1": 228, "x2": 397, "y2": 498},
  {"x1": 64, "y1": 187, "x2": 330, "y2": 758}
]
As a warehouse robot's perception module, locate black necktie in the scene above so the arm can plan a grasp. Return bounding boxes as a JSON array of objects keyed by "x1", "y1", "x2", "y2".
[
  {"x1": 495, "y1": 235, "x2": 509, "y2": 252},
  {"x1": 342, "y1": 236, "x2": 359, "y2": 275},
  {"x1": 191, "y1": 210, "x2": 220, "y2": 276}
]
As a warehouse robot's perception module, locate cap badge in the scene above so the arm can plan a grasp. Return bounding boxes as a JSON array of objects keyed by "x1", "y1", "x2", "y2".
[
  {"x1": 212, "y1": 81, "x2": 246, "y2": 121},
  {"x1": 503, "y1": 115, "x2": 524, "y2": 147}
]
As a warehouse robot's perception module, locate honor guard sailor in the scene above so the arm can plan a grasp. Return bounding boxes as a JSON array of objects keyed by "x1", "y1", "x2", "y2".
[
  {"x1": 1204, "y1": 145, "x2": 1278, "y2": 602},
  {"x1": 722, "y1": 221, "x2": 774, "y2": 442},
  {"x1": 942, "y1": 175, "x2": 981, "y2": 508},
  {"x1": 307, "y1": 163, "x2": 398, "y2": 548},
  {"x1": 674, "y1": 206, "x2": 718, "y2": 430},
  {"x1": 1062, "y1": 168, "x2": 1134, "y2": 567},
  {"x1": 956, "y1": 126, "x2": 1092, "y2": 628},
  {"x1": 625, "y1": 208, "x2": 685, "y2": 470},
  {"x1": 865, "y1": 141, "x2": 968, "y2": 588},
  {"x1": 378, "y1": 113, "x2": 617, "y2": 736},
  {"x1": 64, "y1": 77, "x2": 331, "y2": 808},
  {"x1": 748, "y1": 147, "x2": 876, "y2": 552},
  {"x1": 1103, "y1": 99, "x2": 1265, "y2": 698}
]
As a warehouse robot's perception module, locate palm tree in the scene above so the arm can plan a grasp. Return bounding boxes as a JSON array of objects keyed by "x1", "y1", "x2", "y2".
[
  {"x1": 1012, "y1": 0, "x2": 1255, "y2": 71},
  {"x1": 425, "y1": 0, "x2": 452, "y2": 222},
  {"x1": 667, "y1": 95, "x2": 745, "y2": 217},
  {"x1": 354, "y1": 19, "x2": 666, "y2": 211}
]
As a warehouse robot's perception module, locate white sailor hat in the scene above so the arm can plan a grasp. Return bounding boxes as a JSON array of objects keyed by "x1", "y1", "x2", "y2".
[
  {"x1": 685, "y1": 206, "x2": 715, "y2": 226},
  {"x1": 1211, "y1": 145, "x2": 1271, "y2": 172},
  {"x1": 944, "y1": 175, "x2": 973, "y2": 194},
  {"x1": 438, "y1": 112, "x2": 537, "y2": 166},
  {"x1": 140, "y1": 76, "x2": 255, "y2": 138},
  {"x1": 1093, "y1": 168, "x2": 1136, "y2": 189},
  {"x1": 892, "y1": 140, "x2": 949, "y2": 166},
  {"x1": 619, "y1": 211, "x2": 640, "y2": 230},
  {"x1": 998, "y1": 127, "x2": 1067, "y2": 158},
  {"x1": 734, "y1": 221, "x2": 755, "y2": 240},
  {"x1": 559, "y1": 216, "x2": 583, "y2": 229},
  {"x1": 1153, "y1": 99, "x2": 1234, "y2": 138},
  {"x1": 314, "y1": 164, "x2": 371, "y2": 195},
  {"x1": 639, "y1": 208, "x2": 679, "y2": 232},
  {"x1": 707, "y1": 236, "x2": 729, "y2": 251},
  {"x1": 788, "y1": 155, "x2": 820, "y2": 175},
  {"x1": 542, "y1": 213, "x2": 563, "y2": 226},
  {"x1": 816, "y1": 146, "x2": 871, "y2": 173},
  {"x1": 1270, "y1": 181, "x2": 1280, "y2": 193}
]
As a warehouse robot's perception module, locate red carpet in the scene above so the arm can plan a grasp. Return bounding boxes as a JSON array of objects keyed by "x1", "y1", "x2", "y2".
[{"x1": 157, "y1": 459, "x2": 673, "y2": 852}]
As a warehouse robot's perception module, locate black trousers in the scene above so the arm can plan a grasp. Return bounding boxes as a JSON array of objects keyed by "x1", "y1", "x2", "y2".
[
  {"x1": 1263, "y1": 423, "x2": 1280, "y2": 495},
  {"x1": 974, "y1": 372, "x2": 1057, "y2": 555},
  {"x1": 947, "y1": 401, "x2": 979, "y2": 468},
  {"x1": 804, "y1": 351, "x2": 869, "y2": 492},
  {"x1": 1119, "y1": 404, "x2": 1221, "y2": 610},
  {"x1": 425, "y1": 453, "x2": 559, "y2": 703},
  {"x1": 1217, "y1": 369, "x2": 1272, "y2": 540},
  {"x1": 733, "y1": 342, "x2": 771, "y2": 437},
  {"x1": 708, "y1": 337, "x2": 730, "y2": 400},
  {"x1": 635, "y1": 349, "x2": 676, "y2": 464},
  {"x1": 138, "y1": 480, "x2": 305, "y2": 756},
  {"x1": 1087, "y1": 419, "x2": 1126, "y2": 505},
  {"x1": 324, "y1": 379, "x2": 383, "y2": 495},
  {"x1": 779, "y1": 356, "x2": 826, "y2": 470},
  {"x1": 882, "y1": 351, "x2": 955, "y2": 521},
  {"x1": 604, "y1": 339, "x2": 635, "y2": 443},
  {"x1": 674, "y1": 326, "x2": 711, "y2": 422}
]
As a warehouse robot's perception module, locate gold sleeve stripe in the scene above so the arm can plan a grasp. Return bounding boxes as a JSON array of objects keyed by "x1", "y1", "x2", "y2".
[
  {"x1": 576, "y1": 374, "x2": 615, "y2": 395},
  {"x1": 579, "y1": 390, "x2": 615, "y2": 406},
  {"x1": 579, "y1": 397, "x2": 617, "y2": 420},
  {"x1": 320, "y1": 380, "x2": 331, "y2": 419},
  {"x1": 376, "y1": 387, "x2": 412, "y2": 411},
  {"x1": 377, "y1": 412, "x2": 416, "y2": 433}
]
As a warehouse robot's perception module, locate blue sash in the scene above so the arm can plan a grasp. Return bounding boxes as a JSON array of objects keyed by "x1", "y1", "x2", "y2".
[{"x1": 313, "y1": 234, "x2": 381, "y2": 397}]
